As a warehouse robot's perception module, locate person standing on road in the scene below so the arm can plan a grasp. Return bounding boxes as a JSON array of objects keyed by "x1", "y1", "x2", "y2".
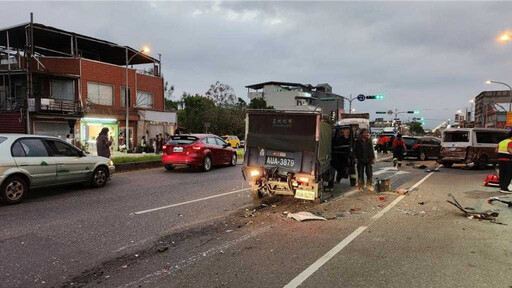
[
  {"x1": 497, "y1": 130, "x2": 512, "y2": 193},
  {"x1": 354, "y1": 129, "x2": 375, "y2": 192},
  {"x1": 333, "y1": 128, "x2": 353, "y2": 183},
  {"x1": 96, "y1": 127, "x2": 112, "y2": 158},
  {"x1": 393, "y1": 134, "x2": 406, "y2": 167}
]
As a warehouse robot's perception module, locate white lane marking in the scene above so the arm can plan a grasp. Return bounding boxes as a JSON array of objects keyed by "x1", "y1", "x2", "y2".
[
  {"x1": 283, "y1": 170, "x2": 437, "y2": 288},
  {"x1": 132, "y1": 188, "x2": 251, "y2": 215},
  {"x1": 283, "y1": 226, "x2": 368, "y2": 288},
  {"x1": 371, "y1": 195, "x2": 405, "y2": 220}
]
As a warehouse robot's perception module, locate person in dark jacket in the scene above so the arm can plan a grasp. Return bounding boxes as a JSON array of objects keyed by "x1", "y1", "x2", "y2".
[
  {"x1": 333, "y1": 128, "x2": 355, "y2": 183},
  {"x1": 393, "y1": 134, "x2": 406, "y2": 167},
  {"x1": 354, "y1": 129, "x2": 375, "y2": 192},
  {"x1": 96, "y1": 127, "x2": 112, "y2": 158}
]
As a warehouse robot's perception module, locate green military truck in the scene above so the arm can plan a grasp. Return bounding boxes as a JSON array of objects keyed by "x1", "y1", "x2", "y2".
[{"x1": 242, "y1": 110, "x2": 335, "y2": 201}]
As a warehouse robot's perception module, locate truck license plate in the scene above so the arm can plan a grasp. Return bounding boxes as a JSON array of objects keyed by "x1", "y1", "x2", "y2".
[
  {"x1": 266, "y1": 156, "x2": 295, "y2": 167},
  {"x1": 295, "y1": 189, "x2": 315, "y2": 200}
]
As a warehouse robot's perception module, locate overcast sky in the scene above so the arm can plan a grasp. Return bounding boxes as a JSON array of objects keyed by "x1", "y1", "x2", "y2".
[{"x1": 2, "y1": 1, "x2": 511, "y2": 128}]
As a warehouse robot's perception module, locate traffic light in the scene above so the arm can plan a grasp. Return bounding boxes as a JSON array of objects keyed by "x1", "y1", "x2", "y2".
[
  {"x1": 366, "y1": 94, "x2": 385, "y2": 100},
  {"x1": 407, "y1": 110, "x2": 420, "y2": 114},
  {"x1": 376, "y1": 111, "x2": 387, "y2": 114}
]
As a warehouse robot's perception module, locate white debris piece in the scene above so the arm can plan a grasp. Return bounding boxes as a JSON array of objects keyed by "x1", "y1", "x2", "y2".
[{"x1": 287, "y1": 212, "x2": 327, "y2": 222}]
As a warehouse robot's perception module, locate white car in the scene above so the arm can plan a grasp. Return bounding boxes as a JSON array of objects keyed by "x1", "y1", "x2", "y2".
[{"x1": 0, "y1": 134, "x2": 115, "y2": 205}]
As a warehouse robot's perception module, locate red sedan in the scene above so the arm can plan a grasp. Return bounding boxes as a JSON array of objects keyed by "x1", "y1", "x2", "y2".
[{"x1": 162, "y1": 134, "x2": 237, "y2": 172}]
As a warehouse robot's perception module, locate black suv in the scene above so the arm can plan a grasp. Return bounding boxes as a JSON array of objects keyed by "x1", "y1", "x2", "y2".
[{"x1": 404, "y1": 136, "x2": 441, "y2": 161}]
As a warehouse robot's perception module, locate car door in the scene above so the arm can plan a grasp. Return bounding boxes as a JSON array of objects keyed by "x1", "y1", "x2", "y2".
[
  {"x1": 45, "y1": 139, "x2": 91, "y2": 183},
  {"x1": 215, "y1": 137, "x2": 231, "y2": 164},
  {"x1": 207, "y1": 137, "x2": 222, "y2": 165},
  {"x1": 431, "y1": 138, "x2": 441, "y2": 158},
  {"x1": 12, "y1": 138, "x2": 56, "y2": 188}
]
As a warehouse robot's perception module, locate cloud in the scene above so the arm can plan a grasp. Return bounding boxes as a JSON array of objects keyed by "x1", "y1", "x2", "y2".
[{"x1": 1, "y1": 1, "x2": 511, "y2": 128}]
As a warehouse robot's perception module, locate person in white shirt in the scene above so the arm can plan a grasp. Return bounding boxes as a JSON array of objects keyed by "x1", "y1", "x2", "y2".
[{"x1": 66, "y1": 134, "x2": 73, "y2": 145}]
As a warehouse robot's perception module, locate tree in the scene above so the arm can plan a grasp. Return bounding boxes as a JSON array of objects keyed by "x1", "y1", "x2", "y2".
[
  {"x1": 409, "y1": 122, "x2": 425, "y2": 135},
  {"x1": 205, "y1": 81, "x2": 236, "y2": 106},
  {"x1": 182, "y1": 94, "x2": 217, "y2": 133},
  {"x1": 248, "y1": 98, "x2": 274, "y2": 109}
]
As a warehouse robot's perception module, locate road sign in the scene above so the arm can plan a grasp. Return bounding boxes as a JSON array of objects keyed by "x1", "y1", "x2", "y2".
[
  {"x1": 507, "y1": 111, "x2": 512, "y2": 127},
  {"x1": 376, "y1": 112, "x2": 387, "y2": 114},
  {"x1": 357, "y1": 94, "x2": 365, "y2": 102},
  {"x1": 387, "y1": 110, "x2": 393, "y2": 115},
  {"x1": 320, "y1": 97, "x2": 336, "y2": 102}
]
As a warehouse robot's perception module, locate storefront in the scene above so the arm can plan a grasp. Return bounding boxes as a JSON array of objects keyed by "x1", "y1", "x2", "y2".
[{"x1": 80, "y1": 117, "x2": 118, "y2": 154}]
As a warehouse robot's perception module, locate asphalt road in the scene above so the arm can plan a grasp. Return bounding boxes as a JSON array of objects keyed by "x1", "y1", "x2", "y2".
[{"x1": 2, "y1": 157, "x2": 511, "y2": 288}]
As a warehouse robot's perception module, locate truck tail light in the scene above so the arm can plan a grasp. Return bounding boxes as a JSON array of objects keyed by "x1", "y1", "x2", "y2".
[{"x1": 298, "y1": 177, "x2": 309, "y2": 183}]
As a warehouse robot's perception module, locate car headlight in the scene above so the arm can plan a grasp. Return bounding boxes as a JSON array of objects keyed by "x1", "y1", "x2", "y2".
[
  {"x1": 107, "y1": 160, "x2": 114, "y2": 166},
  {"x1": 250, "y1": 170, "x2": 260, "y2": 177}
]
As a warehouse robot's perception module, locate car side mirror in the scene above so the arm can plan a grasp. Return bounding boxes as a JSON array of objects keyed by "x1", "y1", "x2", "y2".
[{"x1": 79, "y1": 150, "x2": 86, "y2": 157}]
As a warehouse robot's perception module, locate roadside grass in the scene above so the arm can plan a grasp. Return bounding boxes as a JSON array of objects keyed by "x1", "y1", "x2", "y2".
[{"x1": 112, "y1": 154, "x2": 161, "y2": 164}]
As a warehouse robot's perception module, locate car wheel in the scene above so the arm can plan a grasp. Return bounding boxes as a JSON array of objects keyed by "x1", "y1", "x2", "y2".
[
  {"x1": 202, "y1": 156, "x2": 212, "y2": 172},
  {"x1": 90, "y1": 167, "x2": 108, "y2": 188},
  {"x1": 442, "y1": 162, "x2": 453, "y2": 168},
  {"x1": 164, "y1": 164, "x2": 174, "y2": 171},
  {"x1": 477, "y1": 155, "x2": 489, "y2": 170},
  {"x1": 0, "y1": 176, "x2": 27, "y2": 205},
  {"x1": 418, "y1": 151, "x2": 426, "y2": 161},
  {"x1": 230, "y1": 153, "x2": 237, "y2": 166}
]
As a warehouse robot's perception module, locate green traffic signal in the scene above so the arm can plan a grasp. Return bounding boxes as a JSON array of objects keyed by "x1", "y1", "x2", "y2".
[
  {"x1": 376, "y1": 94, "x2": 384, "y2": 100},
  {"x1": 414, "y1": 110, "x2": 420, "y2": 114}
]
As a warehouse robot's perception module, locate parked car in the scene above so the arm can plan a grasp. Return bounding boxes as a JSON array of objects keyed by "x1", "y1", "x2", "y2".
[
  {"x1": 162, "y1": 134, "x2": 237, "y2": 172},
  {"x1": 438, "y1": 128, "x2": 510, "y2": 169},
  {"x1": 0, "y1": 134, "x2": 115, "y2": 205},
  {"x1": 404, "y1": 136, "x2": 441, "y2": 160},
  {"x1": 222, "y1": 135, "x2": 241, "y2": 148}
]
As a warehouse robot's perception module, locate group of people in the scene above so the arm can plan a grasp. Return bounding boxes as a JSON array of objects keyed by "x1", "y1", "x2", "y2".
[
  {"x1": 333, "y1": 128, "x2": 408, "y2": 193},
  {"x1": 140, "y1": 133, "x2": 171, "y2": 154},
  {"x1": 95, "y1": 128, "x2": 174, "y2": 158}
]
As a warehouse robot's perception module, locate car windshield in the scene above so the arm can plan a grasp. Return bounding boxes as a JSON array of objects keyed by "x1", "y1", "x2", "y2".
[
  {"x1": 404, "y1": 138, "x2": 418, "y2": 146},
  {"x1": 167, "y1": 136, "x2": 198, "y2": 145},
  {"x1": 444, "y1": 132, "x2": 469, "y2": 142},
  {"x1": 0, "y1": 137, "x2": 7, "y2": 144}
]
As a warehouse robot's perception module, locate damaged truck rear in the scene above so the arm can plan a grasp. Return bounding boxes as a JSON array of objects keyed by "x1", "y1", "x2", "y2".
[{"x1": 242, "y1": 110, "x2": 335, "y2": 202}]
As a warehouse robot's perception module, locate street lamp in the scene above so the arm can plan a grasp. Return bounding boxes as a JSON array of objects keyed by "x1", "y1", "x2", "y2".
[
  {"x1": 485, "y1": 80, "x2": 512, "y2": 111},
  {"x1": 125, "y1": 46, "x2": 151, "y2": 151},
  {"x1": 499, "y1": 32, "x2": 511, "y2": 42}
]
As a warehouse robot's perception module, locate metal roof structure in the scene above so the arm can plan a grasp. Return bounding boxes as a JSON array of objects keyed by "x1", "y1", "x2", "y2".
[
  {"x1": 245, "y1": 81, "x2": 312, "y2": 90},
  {"x1": 0, "y1": 22, "x2": 158, "y2": 65}
]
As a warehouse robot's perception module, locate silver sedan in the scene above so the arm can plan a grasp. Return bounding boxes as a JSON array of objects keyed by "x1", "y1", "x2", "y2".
[{"x1": 0, "y1": 134, "x2": 115, "y2": 205}]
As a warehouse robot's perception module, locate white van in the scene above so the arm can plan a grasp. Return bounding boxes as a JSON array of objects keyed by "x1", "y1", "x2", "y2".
[{"x1": 438, "y1": 128, "x2": 510, "y2": 169}]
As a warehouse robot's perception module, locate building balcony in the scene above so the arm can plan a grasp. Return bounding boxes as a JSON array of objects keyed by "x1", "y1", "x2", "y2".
[{"x1": 29, "y1": 98, "x2": 83, "y2": 115}]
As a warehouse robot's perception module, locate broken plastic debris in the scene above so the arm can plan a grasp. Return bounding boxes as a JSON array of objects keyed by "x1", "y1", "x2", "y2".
[
  {"x1": 122, "y1": 265, "x2": 128, "y2": 269},
  {"x1": 287, "y1": 212, "x2": 327, "y2": 222},
  {"x1": 225, "y1": 230, "x2": 233, "y2": 233},
  {"x1": 396, "y1": 188, "x2": 409, "y2": 195},
  {"x1": 379, "y1": 196, "x2": 387, "y2": 202},
  {"x1": 157, "y1": 246, "x2": 169, "y2": 253}
]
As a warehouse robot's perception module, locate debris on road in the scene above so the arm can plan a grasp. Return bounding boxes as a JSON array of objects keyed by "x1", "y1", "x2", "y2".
[
  {"x1": 484, "y1": 174, "x2": 500, "y2": 187},
  {"x1": 376, "y1": 178, "x2": 391, "y2": 193},
  {"x1": 287, "y1": 212, "x2": 327, "y2": 222},
  {"x1": 157, "y1": 246, "x2": 169, "y2": 253},
  {"x1": 418, "y1": 201, "x2": 427, "y2": 205},
  {"x1": 396, "y1": 188, "x2": 409, "y2": 195},
  {"x1": 488, "y1": 197, "x2": 512, "y2": 207},
  {"x1": 447, "y1": 194, "x2": 499, "y2": 220},
  {"x1": 397, "y1": 208, "x2": 417, "y2": 215},
  {"x1": 415, "y1": 164, "x2": 427, "y2": 169},
  {"x1": 225, "y1": 230, "x2": 233, "y2": 233},
  {"x1": 406, "y1": 162, "x2": 415, "y2": 166},
  {"x1": 379, "y1": 196, "x2": 387, "y2": 202}
]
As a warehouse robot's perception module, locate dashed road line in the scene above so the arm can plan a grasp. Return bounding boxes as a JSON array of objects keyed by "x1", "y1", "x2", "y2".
[{"x1": 131, "y1": 188, "x2": 251, "y2": 215}]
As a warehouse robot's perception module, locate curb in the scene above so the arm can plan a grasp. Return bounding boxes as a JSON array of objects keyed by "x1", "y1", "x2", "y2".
[{"x1": 115, "y1": 161, "x2": 162, "y2": 172}]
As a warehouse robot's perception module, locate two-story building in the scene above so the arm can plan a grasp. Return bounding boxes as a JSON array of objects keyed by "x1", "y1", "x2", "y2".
[
  {"x1": 474, "y1": 90, "x2": 511, "y2": 128},
  {"x1": 246, "y1": 81, "x2": 344, "y2": 118},
  {"x1": 0, "y1": 21, "x2": 176, "y2": 153}
]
